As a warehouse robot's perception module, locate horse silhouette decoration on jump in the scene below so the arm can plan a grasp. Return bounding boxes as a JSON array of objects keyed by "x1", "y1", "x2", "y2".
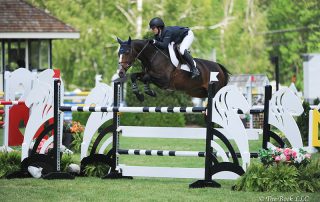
[{"x1": 117, "y1": 37, "x2": 230, "y2": 101}]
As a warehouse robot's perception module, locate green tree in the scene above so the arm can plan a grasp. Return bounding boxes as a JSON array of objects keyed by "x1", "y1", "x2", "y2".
[
  {"x1": 260, "y1": 0, "x2": 320, "y2": 89},
  {"x1": 27, "y1": 0, "x2": 320, "y2": 93}
]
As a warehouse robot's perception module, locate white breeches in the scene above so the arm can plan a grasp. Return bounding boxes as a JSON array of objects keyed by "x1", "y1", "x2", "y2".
[{"x1": 179, "y1": 30, "x2": 194, "y2": 55}]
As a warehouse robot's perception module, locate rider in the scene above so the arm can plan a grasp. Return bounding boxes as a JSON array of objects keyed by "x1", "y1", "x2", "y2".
[{"x1": 149, "y1": 17, "x2": 200, "y2": 78}]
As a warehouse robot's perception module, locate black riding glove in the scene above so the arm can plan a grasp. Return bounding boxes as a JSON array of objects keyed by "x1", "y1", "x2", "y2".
[{"x1": 149, "y1": 39, "x2": 155, "y2": 44}]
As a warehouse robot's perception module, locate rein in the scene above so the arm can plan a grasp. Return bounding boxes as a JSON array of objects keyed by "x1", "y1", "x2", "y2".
[
  {"x1": 135, "y1": 40, "x2": 170, "y2": 61},
  {"x1": 153, "y1": 44, "x2": 170, "y2": 59},
  {"x1": 134, "y1": 42, "x2": 150, "y2": 61}
]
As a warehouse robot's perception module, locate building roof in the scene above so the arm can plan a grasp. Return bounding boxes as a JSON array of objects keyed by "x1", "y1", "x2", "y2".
[{"x1": 0, "y1": 0, "x2": 79, "y2": 39}]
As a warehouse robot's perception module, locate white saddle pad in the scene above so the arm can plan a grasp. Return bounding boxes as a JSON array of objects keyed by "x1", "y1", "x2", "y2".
[{"x1": 168, "y1": 42, "x2": 196, "y2": 72}]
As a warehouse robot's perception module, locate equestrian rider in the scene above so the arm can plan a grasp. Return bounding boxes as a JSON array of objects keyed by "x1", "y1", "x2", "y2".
[{"x1": 149, "y1": 17, "x2": 200, "y2": 78}]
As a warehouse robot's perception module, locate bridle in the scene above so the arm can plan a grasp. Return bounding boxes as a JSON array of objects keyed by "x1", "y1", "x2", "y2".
[
  {"x1": 118, "y1": 40, "x2": 171, "y2": 76},
  {"x1": 119, "y1": 41, "x2": 149, "y2": 71}
]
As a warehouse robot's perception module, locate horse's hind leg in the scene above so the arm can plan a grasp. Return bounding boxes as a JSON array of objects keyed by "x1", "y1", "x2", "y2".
[
  {"x1": 142, "y1": 74, "x2": 156, "y2": 97},
  {"x1": 131, "y1": 73, "x2": 144, "y2": 102}
]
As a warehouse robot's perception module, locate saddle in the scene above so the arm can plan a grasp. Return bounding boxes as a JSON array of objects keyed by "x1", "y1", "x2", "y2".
[{"x1": 168, "y1": 43, "x2": 196, "y2": 72}]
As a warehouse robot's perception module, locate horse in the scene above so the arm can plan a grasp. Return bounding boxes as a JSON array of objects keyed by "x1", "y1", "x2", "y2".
[{"x1": 117, "y1": 37, "x2": 230, "y2": 101}]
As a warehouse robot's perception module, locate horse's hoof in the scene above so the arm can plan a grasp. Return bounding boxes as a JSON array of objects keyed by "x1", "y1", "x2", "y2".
[
  {"x1": 145, "y1": 90, "x2": 156, "y2": 97},
  {"x1": 135, "y1": 92, "x2": 144, "y2": 102}
]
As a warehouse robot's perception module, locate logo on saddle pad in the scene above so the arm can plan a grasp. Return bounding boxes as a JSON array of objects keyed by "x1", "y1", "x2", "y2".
[{"x1": 168, "y1": 42, "x2": 196, "y2": 72}]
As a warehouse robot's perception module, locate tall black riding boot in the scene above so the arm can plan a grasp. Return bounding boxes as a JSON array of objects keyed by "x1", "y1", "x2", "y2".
[{"x1": 183, "y1": 50, "x2": 200, "y2": 78}]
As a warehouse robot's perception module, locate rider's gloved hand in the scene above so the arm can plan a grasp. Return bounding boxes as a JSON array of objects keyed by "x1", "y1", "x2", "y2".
[{"x1": 149, "y1": 39, "x2": 155, "y2": 44}]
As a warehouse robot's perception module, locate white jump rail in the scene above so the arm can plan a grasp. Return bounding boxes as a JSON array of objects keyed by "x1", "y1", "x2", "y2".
[
  {"x1": 119, "y1": 126, "x2": 262, "y2": 140},
  {"x1": 117, "y1": 165, "x2": 239, "y2": 180}
]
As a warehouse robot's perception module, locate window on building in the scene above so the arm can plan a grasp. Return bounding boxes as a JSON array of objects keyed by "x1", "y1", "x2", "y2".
[
  {"x1": 1, "y1": 39, "x2": 51, "y2": 72},
  {"x1": 29, "y1": 40, "x2": 49, "y2": 70},
  {"x1": 4, "y1": 40, "x2": 26, "y2": 71}
]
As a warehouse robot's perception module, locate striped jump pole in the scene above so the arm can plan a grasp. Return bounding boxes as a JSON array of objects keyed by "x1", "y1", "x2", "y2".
[
  {"x1": 118, "y1": 149, "x2": 206, "y2": 157},
  {"x1": 0, "y1": 100, "x2": 25, "y2": 105},
  {"x1": 59, "y1": 106, "x2": 206, "y2": 113},
  {"x1": 117, "y1": 149, "x2": 258, "y2": 158},
  {"x1": 60, "y1": 105, "x2": 263, "y2": 114}
]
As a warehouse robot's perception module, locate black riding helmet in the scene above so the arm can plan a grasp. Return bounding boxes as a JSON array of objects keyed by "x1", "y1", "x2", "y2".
[{"x1": 149, "y1": 17, "x2": 165, "y2": 29}]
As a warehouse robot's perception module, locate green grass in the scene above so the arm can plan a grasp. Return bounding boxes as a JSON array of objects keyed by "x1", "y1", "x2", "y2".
[
  {"x1": 1, "y1": 131, "x2": 320, "y2": 201},
  {"x1": 0, "y1": 178, "x2": 319, "y2": 202}
]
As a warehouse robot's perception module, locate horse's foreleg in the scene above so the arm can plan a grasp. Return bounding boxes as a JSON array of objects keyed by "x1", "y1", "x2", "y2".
[
  {"x1": 142, "y1": 74, "x2": 156, "y2": 97},
  {"x1": 131, "y1": 73, "x2": 144, "y2": 102}
]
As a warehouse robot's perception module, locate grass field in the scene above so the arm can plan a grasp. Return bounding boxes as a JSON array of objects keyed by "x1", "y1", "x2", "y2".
[
  {"x1": 1, "y1": 177, "x2": 319, "y2": 202},
  {"x1": 1, "y1": 129, "x2": 320, "y2": 201}
]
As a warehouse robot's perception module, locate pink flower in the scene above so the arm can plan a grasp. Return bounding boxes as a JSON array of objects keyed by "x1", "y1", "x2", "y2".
[
  {"x1": 260, "y1": 147, "x2": 312, "y2": 167},
  {"x1": 286, "y1": 155, "x2": 291, "y2": 161},
  {"x1": 283, "y1": 148, "x2": 291, "y2": 156},
  {"x1": 275, "y1": 156, "x2": 281, "y2": 162},
  {"x1": 292, "y1": 151, "x2": 297, "y2": 158},
  {"x1": 305, "y1": 153, "x2": 311, "y2": 159}
]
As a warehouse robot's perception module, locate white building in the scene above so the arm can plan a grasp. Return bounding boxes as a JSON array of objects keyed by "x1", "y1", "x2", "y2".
[
  {"x1": 303, "y1": 53, "x2": 320, "y2": 103},
  {"x1": 228, "y1": 74, "x2": 270, "y2": 106}
]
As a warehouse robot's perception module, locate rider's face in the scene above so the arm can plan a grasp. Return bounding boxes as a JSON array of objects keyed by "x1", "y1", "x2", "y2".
[{"x1": 151, "y1": 27, "x2": 159, "y2": 35}]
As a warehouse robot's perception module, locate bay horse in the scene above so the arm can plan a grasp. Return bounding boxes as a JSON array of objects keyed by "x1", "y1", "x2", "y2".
[{"x1": 117, "y1": 37, "x2": 230, "y2": 101}]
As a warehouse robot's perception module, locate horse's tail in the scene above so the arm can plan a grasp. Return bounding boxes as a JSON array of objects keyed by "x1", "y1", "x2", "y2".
[{"x1": 217, "y1": 63, "x2": 231, "y2": 86}]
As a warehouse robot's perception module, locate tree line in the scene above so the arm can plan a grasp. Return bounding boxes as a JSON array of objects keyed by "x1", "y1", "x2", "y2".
[{"x1": 28, "y1": 0, "x2": 320, "y2": 91}]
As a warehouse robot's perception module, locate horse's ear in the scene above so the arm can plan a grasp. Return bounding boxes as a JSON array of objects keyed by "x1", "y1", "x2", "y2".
[
  {"x1": 127, "y1": 36, "x2": 131, "y2": 44},
  {"x1": 117, "y1": 37, "x2": 123, "y2": 44}
]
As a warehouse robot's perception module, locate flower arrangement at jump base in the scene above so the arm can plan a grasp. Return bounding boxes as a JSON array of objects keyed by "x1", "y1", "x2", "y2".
[
  {"x1": 233, "y1": 147, "x2": 319, "y2": 192},
  {"x1": 64, "y1": 121, "x2": 85, "y2": 134},
  {"x1": 259, "y1": 147, "x2": 311, "y2": 167},
  {"x1": 63, "y1": 121, "x2": 85, "y2": 153}
]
